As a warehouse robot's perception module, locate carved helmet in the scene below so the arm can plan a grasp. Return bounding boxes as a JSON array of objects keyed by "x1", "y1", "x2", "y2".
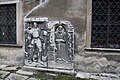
[{"x1": 33, "y1": 22, "x2": 37, "y2": 27}]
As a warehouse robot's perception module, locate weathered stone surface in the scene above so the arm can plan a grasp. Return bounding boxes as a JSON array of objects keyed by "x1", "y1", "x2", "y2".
[
  {"x1": 2, "y1": 67, "x2": 17, "y2": 71},
  {"x1": 83, "y1": 57, "x2": 96, "y2": 64},
  {"x1": 75, "y1": 65, "x2": 85, "y2": 71},
  {"x1": 5, "y1": 73, "x2": 29, "y2": 80},
  {"x1": 75, "y1": 56, "x2": 117, "y2": 73},
  {"x1": 111, "y1": 78, "x2": 120, "y2": 80},
  {"x1": 0, "y1": 71, "x2": 10, "y2": 79},
  {"x1": 0, "y1": 65, "x2": 8, "y2": 70},
  {"x1": 74, "y1": 56, "x2": 84, "y2": 62},
  {"x1": 27, "y1": 78, "x2": 38, "y2": 80},
  {"x1": 46, "y1": 73, "x2": 58, "y2": 76},
  {"x1": 86, "y1": 62, "x2": 102, "y2": 73},
  {"x1": 115, "y1": 66, "x2": 120, "y2": 73},
  {"x1": 16, "y1": 69, "x2": 34, "y2": 76},
  {"x1": 92, "y1": 63, "x2": 102, "y2": 72},
  {"x1": 76, "y1": 71, "x2": 120, "y2": 80},
  {"x1": 76, "y1": 72, "x2": 90, "y2": 79},
  {"x1": 109, "y1": 61, "x2": 118, "y2": 68},
  {"x1": 97, "y1": 57, "x2": 110, "y2": 67}
]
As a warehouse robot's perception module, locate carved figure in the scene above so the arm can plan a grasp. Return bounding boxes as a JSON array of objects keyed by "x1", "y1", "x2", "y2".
[
  {"x1": 55, "y1": 25, "x2": 69, "y2": 63},
  {"x1": 26, "y1": 22, "x2": 43, "y2": 64}
]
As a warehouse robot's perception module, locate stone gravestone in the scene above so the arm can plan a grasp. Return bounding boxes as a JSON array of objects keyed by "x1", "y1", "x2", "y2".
[
  {"x1": 24, "y1": 18, "x2": 74, "y2": 69},
  {"x1": 48, "y1": 21, "x2": 74, "y2": 69},
  {"x1": 24, "y1": 18, "x2": 48, "y2": 67}
]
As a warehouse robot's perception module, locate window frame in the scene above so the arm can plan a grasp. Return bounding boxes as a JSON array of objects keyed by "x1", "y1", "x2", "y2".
[
  {"x1": 0, "y1": 1, "x2": 23, "y2": 47},
  {"x1": 86, "y1": 0, "x2": 120, "y2": 51}
]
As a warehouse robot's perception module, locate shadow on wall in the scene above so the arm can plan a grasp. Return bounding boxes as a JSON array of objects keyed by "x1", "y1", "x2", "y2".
[
  {"x1": 23, "y1": 0, "x2": 39, "y2": 16},
  {"x1": 24, "y1": 0, "x2": 87, "y2": 56},
  {"x1": 27, "y1": 0, "x2": 87, "y2": 34}
]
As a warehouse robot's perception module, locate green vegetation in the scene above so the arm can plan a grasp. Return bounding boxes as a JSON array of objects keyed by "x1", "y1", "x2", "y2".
[
  {"x1": 32, "y1": 73, "x2": 55, "y2": 79},
  {"x1": 54, "y1": 74, "x2": 89, "y2": 80},
  {"x1": 32, "y1": 73, "x2": 91, "y2": 80}
]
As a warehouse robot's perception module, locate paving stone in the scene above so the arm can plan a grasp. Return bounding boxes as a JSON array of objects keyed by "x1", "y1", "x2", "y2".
[
  {"x1": 76, "y1": 71, "x2": 120, "y2": 80},
  {"x1": 16, "y1": 69, "x2": 34, "y2": 76},
  {"x1": 2, "y1": 67, "x2": 17, "y2": 71},
  {"x1": 27, "y1": 78, "x2": 38, "y2": 80},
  {"x1": 0, "y1": 71, "x2": 10, "y2": 79},
  {"x1": 76, "y1": 72, "x2": 90, "y2": 79},
  {"x1": 0, "y1": 65, "x2": 8, "y2": 70},
  {"x1": 5, "y1": 73, "x2": 29, "y2": 80},
  {"x1": 46, "y1": 73, "x2": 57, "y2": 76},
  {"x1": 111, "y1": 78, "x2": 120, "y2": 80}
]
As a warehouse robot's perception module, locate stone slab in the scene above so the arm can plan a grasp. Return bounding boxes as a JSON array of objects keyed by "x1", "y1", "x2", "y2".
[
  {"x1": 5, "y1": 73, "x2": 29, "y2": 80},
  {"x1": 76, "y1": 71, "x2": 120, "y2": 80},
  {"x1": 23, "y1": 66, "x2": 76, "y2": 75},
  {"x1": 0, "y1": 71, "x2": 10, "y2": 79},
  {"x1": 16, "y1": 69, "x2": 34, "y2": 76},
  {"x1": 48, "y1": 61, "x2": 73, "y2": 70},
  {"x1": 76, "y1": 72, "x2": 90, "y2": 79},
  {"x1": 27, "y1": 78, "x2": 38, "y2": 80},
  {"x1": 0, "y1": 65, "x2": 8, "y2": 70},
  {"x1": 2, "y1": 67, "x2": 17, "y2": 71}
]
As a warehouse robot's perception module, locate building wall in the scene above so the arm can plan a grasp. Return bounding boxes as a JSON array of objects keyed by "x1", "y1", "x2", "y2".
[
  {"x1": 27, "y1": 0, "x2": 88, "y2": 70},
  {"x1": 26, "y1": 0, "x2": 120, "y2": 73},
  {"x1": 0, "y1": 0, "x2": 44, "y2": 66},
  {"x1": 0, "y1": 0, "x2": 23, "y2": 65},
  {"x1": 0, "y1": 0, "x2": 120, "y2": 73}
]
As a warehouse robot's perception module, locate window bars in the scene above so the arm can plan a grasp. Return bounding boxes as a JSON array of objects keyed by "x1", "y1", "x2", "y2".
[
  {"x1": 0, "y1": 3, "x2": 16, "y2": 44},
  {"x1": 91, "y1": 0, "x2": 120, "y2": 49}
]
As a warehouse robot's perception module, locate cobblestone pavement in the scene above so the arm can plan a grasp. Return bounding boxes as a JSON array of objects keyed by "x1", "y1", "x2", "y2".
[
  {"x1": 0, "y1": 65, "x2": 35, "y2": 80},
  {"x1": 0, "y1": 65, "x2": 120, "y2": 80}
]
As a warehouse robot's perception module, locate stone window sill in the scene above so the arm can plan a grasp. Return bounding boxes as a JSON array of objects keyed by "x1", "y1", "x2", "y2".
[
  {"x1": 0, "y1": 44, "x2": 23, "y2": 48},
  {"x1": 85, "y1": 48, "x2": 120, "y2": 52}
]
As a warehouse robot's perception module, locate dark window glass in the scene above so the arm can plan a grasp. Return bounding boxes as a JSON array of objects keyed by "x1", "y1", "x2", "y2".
[
  {"x1": 92, "y1": 0, "x2": 120, "y2": 49},
  {"x1": 0, "y1": 3, "x2": 16, "y2": 44}
]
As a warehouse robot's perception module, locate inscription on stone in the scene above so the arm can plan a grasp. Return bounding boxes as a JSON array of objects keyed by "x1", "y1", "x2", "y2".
[{"x1": 25, "y1": 18, "x2": 74, "y2": 69}]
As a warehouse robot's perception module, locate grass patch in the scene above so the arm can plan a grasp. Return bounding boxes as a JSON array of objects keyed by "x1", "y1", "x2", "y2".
[
  {"x1": 32, "y1": 73, "x2": 55, "y2": 79},
  {"x1": 55, "y1": 74, "x2": 89, "y2": 80},
  {"x1": 32, "y1": 73, "x2": 91, "y2": 80}
]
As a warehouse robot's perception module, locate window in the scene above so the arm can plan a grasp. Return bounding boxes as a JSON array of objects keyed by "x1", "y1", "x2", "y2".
[
  {"x1": 0, "y1": 1, "x2": 22, "y2": 46},
  {"x1": 91, "y1": 0, "x2": 120, "y2": 49},
  {"x1": 0, "y1": 3, "x2": 16, "y2": 44}
]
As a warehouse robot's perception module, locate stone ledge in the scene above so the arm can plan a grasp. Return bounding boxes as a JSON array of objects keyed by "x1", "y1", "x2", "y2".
[
  {"x1": 2, "y1": 67, "x2": 18, "y2": 71},
  {"x1": 22, "y1": 66, "x2": 76, "y2": 75},
  {"x1": 85, "y1": 48, "x2": 120, "y2": 53},
  {"x1": 16, "y1": 69, "x2": 34, "y2": 76}
]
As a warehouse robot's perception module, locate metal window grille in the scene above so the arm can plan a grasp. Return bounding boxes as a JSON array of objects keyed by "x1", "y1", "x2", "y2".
[
  {"x1": 0, "y1": 3, "x2": 16, "y2": 44},
  {"x1": 91, "y1": 0, "x2": 120, "y2": 49}
]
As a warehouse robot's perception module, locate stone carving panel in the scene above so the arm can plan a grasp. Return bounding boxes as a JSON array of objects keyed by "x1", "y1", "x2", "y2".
[
  {"x1": 48, "y1": 21, "x2": 74, "y2": 69},
  {"x1": 25, "y1": 18, "x2": 74, "y2": 69},
  {"x1": 24, "y1": 18, "x2": 48, "y2": 67}
]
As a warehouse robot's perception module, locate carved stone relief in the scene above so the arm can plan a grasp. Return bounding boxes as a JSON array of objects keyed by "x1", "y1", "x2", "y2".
[
  {"x1": 25, "y1": 18, "x2": 74, "y2": 69},
  {"x1": 24, "y1": 18, "x2": 48, "y2": 67}
]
